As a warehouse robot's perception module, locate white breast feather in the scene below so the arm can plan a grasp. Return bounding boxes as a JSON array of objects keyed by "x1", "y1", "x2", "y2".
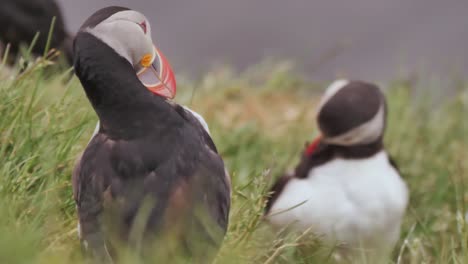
[
  {"x1": 267, "y1": 151, "x2": 408, "y2": 255},
  {"x1": 182, "y1": 106, "x2": 211, "y2": 135}
]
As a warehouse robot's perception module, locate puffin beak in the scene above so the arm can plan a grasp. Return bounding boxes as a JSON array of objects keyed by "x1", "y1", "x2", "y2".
[
  {"x1": 137, "y1": 45, "x2": 176, "y2": 99},
  {"x1": 305, "y1": 135, "x2": 322, "y2": 156}
]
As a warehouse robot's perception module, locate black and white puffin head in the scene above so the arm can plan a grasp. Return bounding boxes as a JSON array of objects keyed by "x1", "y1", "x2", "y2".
[
  {"x1": 315, "y1": 80, "x2": 386, "y2": 147},
  {"x1": 77, "y1": 6, "x2": 176, "y2": 98}
]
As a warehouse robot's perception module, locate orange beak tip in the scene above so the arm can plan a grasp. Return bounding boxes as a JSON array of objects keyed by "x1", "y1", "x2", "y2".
[
  {"x1": 137, "y1": 46, "x2": 177, "y2": 99},
  {"x1": 140, "y1": 53, "x2": 153, "y2": 68}
]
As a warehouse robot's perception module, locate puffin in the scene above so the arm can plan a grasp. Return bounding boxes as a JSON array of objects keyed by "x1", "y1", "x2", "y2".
[
  {"x1": 0, "y1": 0, "x2": 73, "y2": 65},
  {"x1": 72, "y1": 6, "x2": 230, "y2": 263},
  {"x1": 264, "y1": 80, "x2": 409, "y2": 261}
]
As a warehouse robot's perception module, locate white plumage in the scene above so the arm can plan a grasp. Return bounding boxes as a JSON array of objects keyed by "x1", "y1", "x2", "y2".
[{"x1": 267, "y1": 151, "x2": 408, "y2": 257}]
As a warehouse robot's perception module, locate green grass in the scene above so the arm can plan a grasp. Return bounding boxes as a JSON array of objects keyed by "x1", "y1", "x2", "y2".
[{"x1": 0, "y1": 59, "x2": 467, "y2": 263}]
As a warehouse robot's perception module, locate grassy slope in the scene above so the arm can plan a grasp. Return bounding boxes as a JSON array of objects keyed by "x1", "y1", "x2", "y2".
[{"x1": 0, "y1": 62, "x2": 467, "y2": 263}]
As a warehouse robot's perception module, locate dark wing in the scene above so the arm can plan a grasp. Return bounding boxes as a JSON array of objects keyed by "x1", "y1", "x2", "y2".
[
  {"x1": 172, "y1": 105, "x2": 231, "y2": 245},
  {"x1": 72, "y1": 134, "x2": 113, "y2": 262},
  {"x1": 388, "y1": 154, "x2": 402, "y2": 174},
  {"x1": 264, "y1": 173, "x2": 292, "y2": 215},
  {"x1": 173, "y1": 104, "x2": 218, "y2": 153},
  {"x1": 163, "y1": 154, "x2": 230, "y2": 261},
  {"x1": 152, "y1": 114, "x2": 229, "y2": 260},
  {"x1": 74, "y1": 127, "x2": 229, "y2": 261}
]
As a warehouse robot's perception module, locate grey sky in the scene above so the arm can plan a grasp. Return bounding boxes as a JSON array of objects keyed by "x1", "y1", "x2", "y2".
[{"x1": 57, "y1": 0, "x2": 468, "y2": 82}]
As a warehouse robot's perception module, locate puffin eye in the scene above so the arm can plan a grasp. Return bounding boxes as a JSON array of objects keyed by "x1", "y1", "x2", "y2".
[{"x1": 138, "y1": 21, "x2": 147, "y2": 34}]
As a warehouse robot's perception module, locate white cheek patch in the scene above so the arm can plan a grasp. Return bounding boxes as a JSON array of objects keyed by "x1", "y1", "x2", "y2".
[
  {"x1": 86, "y1": 22, "x2": 135, "y2": 64},
  {"x1": 323, "y1": 103, "x2": 385, "y2": 146},
  {"x1": 85, "y1": 10, "x2": 153, "y2": 67},
  {"x1": 316, "y1": 79, "x2": 349, "y2": 114}
]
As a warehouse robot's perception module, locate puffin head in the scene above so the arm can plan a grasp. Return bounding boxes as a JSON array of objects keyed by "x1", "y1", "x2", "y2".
[
  {"x1": 315, "y1": 80, "x2": 386, "y2": 147},
  {"x1": 77, "y1": 6, "x2": 176, "y2": 99}
]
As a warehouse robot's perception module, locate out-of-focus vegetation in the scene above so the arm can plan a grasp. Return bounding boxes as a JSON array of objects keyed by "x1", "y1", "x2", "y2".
[{"x1": 0, "y1": 56, "x2": 467, "y2": 263}]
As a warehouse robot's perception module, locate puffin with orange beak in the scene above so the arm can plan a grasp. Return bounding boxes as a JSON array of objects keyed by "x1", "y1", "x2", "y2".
[
  {"x1": 72, "y1": 6, "x2": 230, "y2": 263},
  {"x1": 265, "y1": 80, "x2": 408, "y2": 261}
]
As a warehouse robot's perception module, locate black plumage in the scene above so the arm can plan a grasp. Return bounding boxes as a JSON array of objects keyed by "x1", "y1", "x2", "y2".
[
  {"x1": 0, "y1": 0, "x2": 72, "y2": 65},
  {"x1": 73, "y1": 21, "x2": 229, "y2": 263}
]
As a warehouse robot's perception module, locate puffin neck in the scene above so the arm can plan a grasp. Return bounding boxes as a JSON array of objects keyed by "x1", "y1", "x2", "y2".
[
  {"x1": 295, "y1": 138, "x2": 384, "y2": 179},
  {"x1": 326, "y1": 139, "x2": 384, "y2": 158},
  {"x1": 307, "y1": 137, "x2": 384, "y2": 159},
  {"x1": 74, "y1": 32, "x2": 174, "y2": 137}
]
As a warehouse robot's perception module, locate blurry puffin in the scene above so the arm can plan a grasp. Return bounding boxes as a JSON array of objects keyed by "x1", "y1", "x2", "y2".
[
  {"x1": 72, "y1": 6, "x2": 230, "y2": 263},
  {"x1": 265, "y1": 80, "x2": 408, "y2": 260},
  {"x1": 0, "y1": 0, "x2": 73, "y2": 65}
]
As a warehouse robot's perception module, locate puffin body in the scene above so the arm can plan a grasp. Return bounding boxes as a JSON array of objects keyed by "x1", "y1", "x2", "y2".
[
  {"x1": 265, "y1": 80, "x2": 408, "y2": 260},
  {"x1": 72, "y1": 7, "x2": 230, "y2": 262},
  {"x1": 0, "y1": 0, "x2": 73, "y2": 65},
  {"x1": 90, "y1": 105, "x2": 211, "y2": 144}
]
